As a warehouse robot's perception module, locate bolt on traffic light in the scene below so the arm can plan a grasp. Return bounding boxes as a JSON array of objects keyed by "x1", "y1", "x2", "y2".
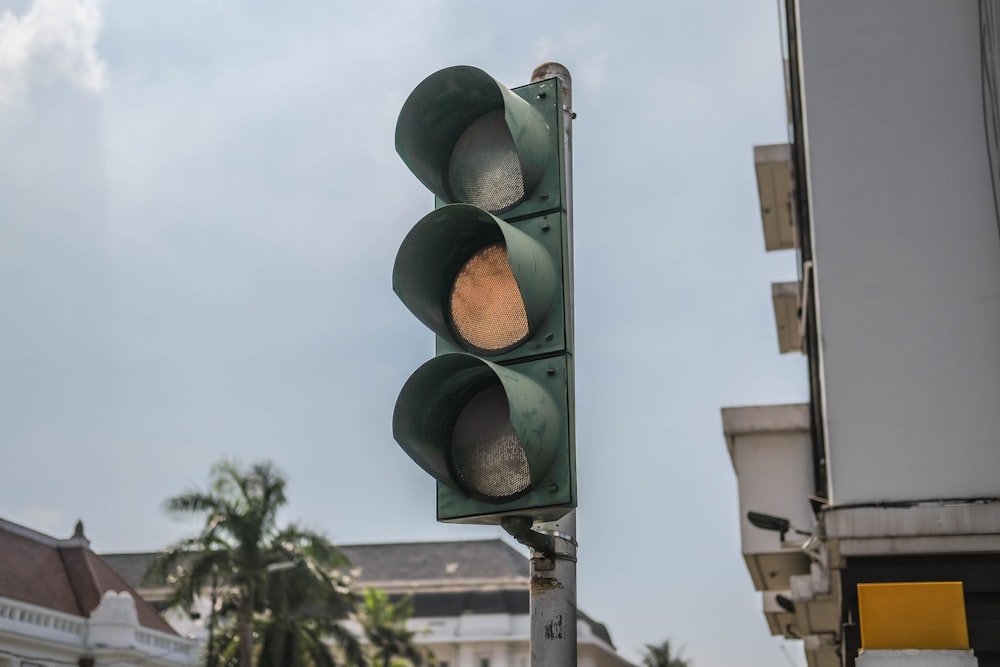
[{"x1": 391, "y1": 65, "x2": 575, "y2": 524}]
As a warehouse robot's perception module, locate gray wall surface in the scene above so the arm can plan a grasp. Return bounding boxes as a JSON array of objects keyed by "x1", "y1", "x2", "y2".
[{"x1": 799, "y1": 0, "x2": 1000, "y2": 503}]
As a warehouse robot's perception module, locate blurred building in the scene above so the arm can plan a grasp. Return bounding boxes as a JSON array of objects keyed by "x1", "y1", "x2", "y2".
[
  {"x1": 0, "y1": 518, "x2": 197, "y2": 667},
  {"x1": 723, "y1": 2, "x2": 1000, "y2": 666},
  {"x1": 104, "y1": 539, "x2": 634, "y2": 667}
]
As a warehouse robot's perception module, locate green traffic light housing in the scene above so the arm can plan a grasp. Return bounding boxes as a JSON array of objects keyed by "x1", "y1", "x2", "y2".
[
  {"x1": 393, "y1": 352, "x2": 574, "y2": 524},
  {"x1": 392, "y1": 64, "x2": 574, "y2": 526},
  {"x1": 395, "y1": 65, "x2": 564, "y2": 220},
  {"x1": 392, "y1": 204, "x2": 567, "y2": 362}
]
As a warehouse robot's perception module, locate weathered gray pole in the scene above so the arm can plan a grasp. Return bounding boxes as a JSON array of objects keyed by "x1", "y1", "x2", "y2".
[
  {"x1": 529, "y1": 61, "x2": 577, "y2": 667},
  {"x1": 528, "y1": 510, "x2": 578, "y2": 666}
]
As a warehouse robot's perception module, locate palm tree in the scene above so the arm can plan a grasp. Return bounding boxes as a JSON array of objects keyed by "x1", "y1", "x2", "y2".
[
  {"x1": 357, "y1": 588, "x2": 427, "y2": 667},
  {"x1": 254, "y1": 530, "x2": 363, "y2": 667},
  {"x1": 152, "y1": 459, "x2": 360, "y2": 667},
  {"x1": 640, "y1": 639, "x2": 689, "y2": 667}
]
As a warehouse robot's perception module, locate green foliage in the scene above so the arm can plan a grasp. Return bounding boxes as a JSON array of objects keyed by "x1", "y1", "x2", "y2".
[
  {"x1": 151, "y1": 459, "x2": 362, "y2": 667},
  {"x1": 640, "y1": 639, "x2": 689, "y2": 667},
  {"x1": 357, "y1": 588, "x2": 429, "y2": 667}
]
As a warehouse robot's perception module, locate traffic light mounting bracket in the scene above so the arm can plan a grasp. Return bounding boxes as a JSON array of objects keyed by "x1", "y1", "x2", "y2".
[{"x1": 501, "y1": 515, "x2": 577, "y2": 562}]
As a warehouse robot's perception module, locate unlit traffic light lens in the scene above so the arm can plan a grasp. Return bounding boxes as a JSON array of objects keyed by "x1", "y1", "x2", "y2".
[
  {"x1": 449, "y1": 110, "x2": 525, "y2": 213},
  {"x1": 450, "y1": 381, "x2": 530, "y2": 501},
  {"x1": 449, "y1": 241, "x2": 529, "y2": 352}
]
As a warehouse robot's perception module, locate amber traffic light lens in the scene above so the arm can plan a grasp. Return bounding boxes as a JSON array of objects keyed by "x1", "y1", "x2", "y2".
[
  {"x1": 449, "y1": 110, "x2": 525, "y2": 213},
  {"x1": 450, "y1": 381, "x2": 530, "y2": 501},
  {"x1": 449, "y1": 241, "x2": 529, "y2": 352}
]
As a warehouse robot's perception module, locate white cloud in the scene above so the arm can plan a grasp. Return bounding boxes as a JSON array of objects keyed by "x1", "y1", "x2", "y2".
[{"x1": 0, "y1": 0, "x2": 106, "y2": 106}]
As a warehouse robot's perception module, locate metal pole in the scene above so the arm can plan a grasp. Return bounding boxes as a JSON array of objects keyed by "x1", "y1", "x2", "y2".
[
  {"x1": 528, "y1": 511, "x2": 577, "y2": 667},
  {"x1": 529, "y1": 61, "x2": 577, "y2": 667}
]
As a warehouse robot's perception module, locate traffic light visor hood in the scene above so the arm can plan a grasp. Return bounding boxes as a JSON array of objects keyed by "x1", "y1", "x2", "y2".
[
  {"x1": 392, "y1": 204, "x2": 557, "y2": 356},
  {"x1": 392, "y1": 353, "x2": 563, "y2": 503},
  {"x1": 395, "y1": 66, "x2": 551, "y2": 215}
]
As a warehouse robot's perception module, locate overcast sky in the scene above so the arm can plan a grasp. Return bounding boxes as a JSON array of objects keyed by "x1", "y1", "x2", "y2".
[{"x1": 0, "y1": 1, "x2": 808, "y2": 665}]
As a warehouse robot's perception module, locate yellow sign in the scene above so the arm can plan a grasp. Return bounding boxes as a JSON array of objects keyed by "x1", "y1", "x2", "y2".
[{"x1": 858, "y1": 581, "x2": 969, "y2": 650}]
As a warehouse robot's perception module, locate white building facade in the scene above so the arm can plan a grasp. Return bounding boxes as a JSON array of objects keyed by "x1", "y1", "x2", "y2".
[
  {"x1": 724, "y1": 2, "x2": 1000, "y2": 666},
  {"x1": 105, "y1": 539, "x2": 634, "y2": 667},
  {"x1": 338, "y1": 541, "x2": 632, "y2": 667},
  {"x1": 0, "y1": 518, "x2": 197, "y2": 667}
]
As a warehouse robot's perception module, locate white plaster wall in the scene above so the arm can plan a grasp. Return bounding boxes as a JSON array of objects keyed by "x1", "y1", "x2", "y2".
[
  {"x1": 458, "y1": 612, "x2": 513, "y2": 636},
  {"x1": 182, "y1": 601, "x2": 626, "y2": 667},
  {"x1": 732, "y1": 429, "x2": 814, "y2": 554},
  {"x1": 799, "y1": 0, "x2": 1000, "y2": 503}
]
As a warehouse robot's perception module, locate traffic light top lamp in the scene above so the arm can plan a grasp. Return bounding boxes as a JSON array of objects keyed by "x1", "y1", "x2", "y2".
[{"x1": 395, "y1": 65, "x2": 563, "y2": 220}]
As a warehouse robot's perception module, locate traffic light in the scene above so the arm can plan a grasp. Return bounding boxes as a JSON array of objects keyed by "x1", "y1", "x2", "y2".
[{"x1": 392, "y1": 65, "x2": 575, "y2": 525}]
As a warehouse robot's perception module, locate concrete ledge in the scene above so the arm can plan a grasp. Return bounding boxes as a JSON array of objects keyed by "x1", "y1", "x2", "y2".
[
  {"x1": 857, "y1": 650, "x2": 977, "y2": 666},
  {"x1": 826, "y1": 502, "x2": 1000, "y2": 539},
  {"x1": 825, "y1": 501, "x2": 1000, "y2": 559}
]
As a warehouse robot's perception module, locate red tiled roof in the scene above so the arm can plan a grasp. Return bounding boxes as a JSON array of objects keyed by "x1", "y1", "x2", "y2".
[
  {"x1": 0, "y1": 525, "x2": 79, "y2": 615},
  {"x1": 0, "y1": 518, "x2": 176, "y2": 635}
]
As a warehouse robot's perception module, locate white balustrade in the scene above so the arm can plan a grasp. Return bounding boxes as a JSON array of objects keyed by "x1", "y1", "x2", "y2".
[
  {"x1": 0, "y1": 595, "x2": 196, "y2": 665},
  {"x1": 0, "y1": 598, "x2": 85, "y2": 644}
]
